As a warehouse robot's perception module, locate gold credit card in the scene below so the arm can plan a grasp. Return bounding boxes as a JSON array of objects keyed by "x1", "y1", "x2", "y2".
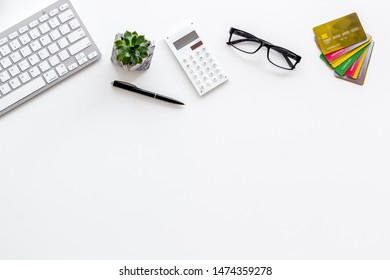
[{"x1": 313, "y1": 13, "x2": 367, "y2": 55}]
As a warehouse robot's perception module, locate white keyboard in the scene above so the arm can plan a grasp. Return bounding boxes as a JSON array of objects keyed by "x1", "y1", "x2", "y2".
[{"x1": 0, "y1": 0, "x2": 101, "y2": 116}]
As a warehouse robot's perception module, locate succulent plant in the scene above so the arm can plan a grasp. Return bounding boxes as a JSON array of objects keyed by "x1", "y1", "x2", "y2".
[{"x1": 115, "y1": 31, "x2": 149, "y2": 66}]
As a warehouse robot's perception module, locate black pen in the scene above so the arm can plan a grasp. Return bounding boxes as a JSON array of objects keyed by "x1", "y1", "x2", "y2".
[{"x1": 112, "y1": 80, "x2": 185, "y2": 106}]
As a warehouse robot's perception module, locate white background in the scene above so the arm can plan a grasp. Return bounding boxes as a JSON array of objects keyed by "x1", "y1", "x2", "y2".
[{"x1": 1, "y1": 0, "x2": 390, "y2": 259}]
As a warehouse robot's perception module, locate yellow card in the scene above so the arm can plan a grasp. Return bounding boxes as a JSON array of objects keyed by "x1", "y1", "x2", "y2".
[
  {"x1": 353, "y1": 48, "x2": 368, "y2": 79},
  {"x1": 313, "y1": 13, "x2": 367, "y2": 55}
]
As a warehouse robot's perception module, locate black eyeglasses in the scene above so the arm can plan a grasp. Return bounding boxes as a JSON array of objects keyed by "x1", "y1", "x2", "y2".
[{"x1": 226, "y1": 27, "x2": 302, "y2": 70}]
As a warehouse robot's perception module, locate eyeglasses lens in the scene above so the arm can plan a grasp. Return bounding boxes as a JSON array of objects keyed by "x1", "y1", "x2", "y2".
[
  {"x1": 268, "y1": 47, "x2": 297, "y2": 70},
  {"x1": 230, "y1": 31, "x2": 261, "y2": 54}
]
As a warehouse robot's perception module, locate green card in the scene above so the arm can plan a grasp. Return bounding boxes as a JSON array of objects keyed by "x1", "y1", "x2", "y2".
[{"x1": 334, "y1": 45, "x2": 368, "y2": 76}]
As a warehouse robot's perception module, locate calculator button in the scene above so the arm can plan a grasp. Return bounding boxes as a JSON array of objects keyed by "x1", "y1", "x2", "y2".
[
  {"x1": 212, "y1": 77, "x2": 218, "y2": 82},
  {"x1": 196, "y1": 79, "x2": 201, "y2": 84},
  {"x1": 203, "y1": 76, "x2": 207, "y2": 81},
  {"x1": 209, "y1": 72, "x2": 214, "y2": 77},
  {"x1": 212, "y1": 63, "x2": 217, "y2": 68}
]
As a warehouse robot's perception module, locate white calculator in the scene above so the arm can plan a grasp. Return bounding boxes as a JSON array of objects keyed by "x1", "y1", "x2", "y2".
[{"x1": 165, "y1": 22, "x2": 228, "y2": 96}]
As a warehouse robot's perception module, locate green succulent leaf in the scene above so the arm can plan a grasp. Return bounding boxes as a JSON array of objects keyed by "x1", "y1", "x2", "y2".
[
  {"x1": 122, "y1": 56, "x2": 131, "y2": 65},
  {"x1": 137, "y1": 35, "x2": 145, "y2": 44},
  {"x1": 117, "y1": 51, "x2": 126, "y2": 61},
  {"x1": 124, "y1": 31, "x2": 132, "y2": 39},
  {"x1": 131, "y1": 36, "x2": 137, "y2": 45},
  {"x1": 115, "y1": 40, "x2": 125, "y2": 48}
]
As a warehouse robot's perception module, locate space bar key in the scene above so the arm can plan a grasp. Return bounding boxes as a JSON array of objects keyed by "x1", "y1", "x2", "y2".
[{"x1": 0, "y1": 77, "x2": 46, "y2": 112}]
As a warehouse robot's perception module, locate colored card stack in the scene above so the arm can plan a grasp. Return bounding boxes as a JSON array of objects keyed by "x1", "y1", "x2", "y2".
[{"x1": 313, "y1": 13, "x2": 374, "y2": 85}]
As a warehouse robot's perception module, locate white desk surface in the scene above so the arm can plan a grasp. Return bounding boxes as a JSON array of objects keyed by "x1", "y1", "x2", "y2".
[{"x1": 1, "y1": 0, "x2": 390, "y2": 259}]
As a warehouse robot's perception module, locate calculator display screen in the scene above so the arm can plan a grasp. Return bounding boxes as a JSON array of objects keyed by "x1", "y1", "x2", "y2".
[{"x1": 173, "y1": 31, "x2": 199, "y2": 50}]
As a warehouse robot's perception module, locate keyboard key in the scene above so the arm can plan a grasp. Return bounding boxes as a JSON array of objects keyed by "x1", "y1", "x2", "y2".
[
  {"x1": 69, "y1": 19, "x2": 80, "y2": 30},
  {"x1": 9, "y1": 40, "x2": 21, "y2": 51},
  {"x1": 29, "y1": 20, "x2": 39, "y2": 28},
  {"x1": 39, "y1": 23, "x2": 51, "y2": 34},
  {"x1": 59, "y1": 24, "x2": 71, "y2": 35},
  {"x1": 9, "y1": 65, "x2": 21, "y2": 77},
  {"x1": 0, "y1": 45, "x2": 12, "y2": 56},
  {"x1": 19, "y1": 34, "x2": 31, "y2": 45},
  {"x1": 67, "y1": 28, "x2": 85, "y2": 43},
  {"x1": 29, "y1": 28, "x2": 41, "y2": 40},
  {"x1": 56, "y1": 64, "x2": 68, "y2": 76},
  {"x1": 77, "y1": 56, "x2": 88, "y2": 65},
  {"x1": 20, "y1": 46, "x2": 32, "y2": 58},
  {"x1": 19, "y1": 26, "x2": 29, "y2": 34},
  {"x1": 0, "y1": 83, "x2": 11, "y2": 95},
  {"x1": 87, "y1": 51, "x2": 98, "y2": 60},
  {"x1": 49, "y1": 29, "x2": 61, "y2": 41},
  {"x1": 39, "y1": 61, "x2": 50, "y2": 72},
  {"x1": 68, "y1": 62, "x2": 77, "y2": 71},
  {"x1": 38, "y1": 48, "x2": 50, "y2": 60},
  {"x1": 39, "y1": 13, "x2": 49, "y2": 23},
  {"x1": 57, "y1": 38, "x2": 69, "y2": 49},
  {"x1": 19, "y1": 72, "x2": 31, "y2": 84},
  {"x1": 58, "y1": 50, "x2": 70, "y2": 61},
  {"x1": 28, "y1": 54, "x2": 40, "y2": 65},
  {"x1": 49, "y1": 55, "x2": 60, "y2": 66},
  {"x1": 0, "y1": 77, "x2": 46, "y2": 111},
  {"x1": 0, "y1": 37, "x2": 8, "y2": 46},
  {"x1": 30, "y1": 41, "x2": 42, "y2": 52},
  {"x1": 43, "y1": 69, "x2": 58, "y2": 83},
  {"x1": 0, "y1": 57, "x2": 12, "y2": 68},
  {"x1": 48, "y1": 42, "x2": 59, "y2": 54},
  {"x1": 59, "y1": 3, "x2": 69, "y2": 11},
  {"x1": 8, "y1": 32, "x2": 18, "y2": 40},
  {"x1": 40, "y1": 35, "x2": 51, "y2": 46},
  {"x1": 29, "y1": 66, "x2": 40, "y2": 78},
  {"x1": 68, "y1": 37, "x2": 91, "y2": 55},
  {"x1": 75, "y1": 52, "x2": 85, "y2": 60},
  {"x1": 49, "y1": 9, "x2": 60, "y2": 17},
  {"x1": 18, "y1": 60, "x2": 30, "y2": 71},
  {"x1": 10, "y1": 52, "x2": 22, "y2": 63},
  {"x1": 49, "y1": 17, "x2": 60, "y2": 29},
  {"x1": 59, "y1": 9, "x2": 74, "y2": 23},
  {"x1": 0, "y1": 71, "x2": 11, "y2": 82},
  {"x1": 10, "y1": 78, "x2": 21, "y2": 89}
]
